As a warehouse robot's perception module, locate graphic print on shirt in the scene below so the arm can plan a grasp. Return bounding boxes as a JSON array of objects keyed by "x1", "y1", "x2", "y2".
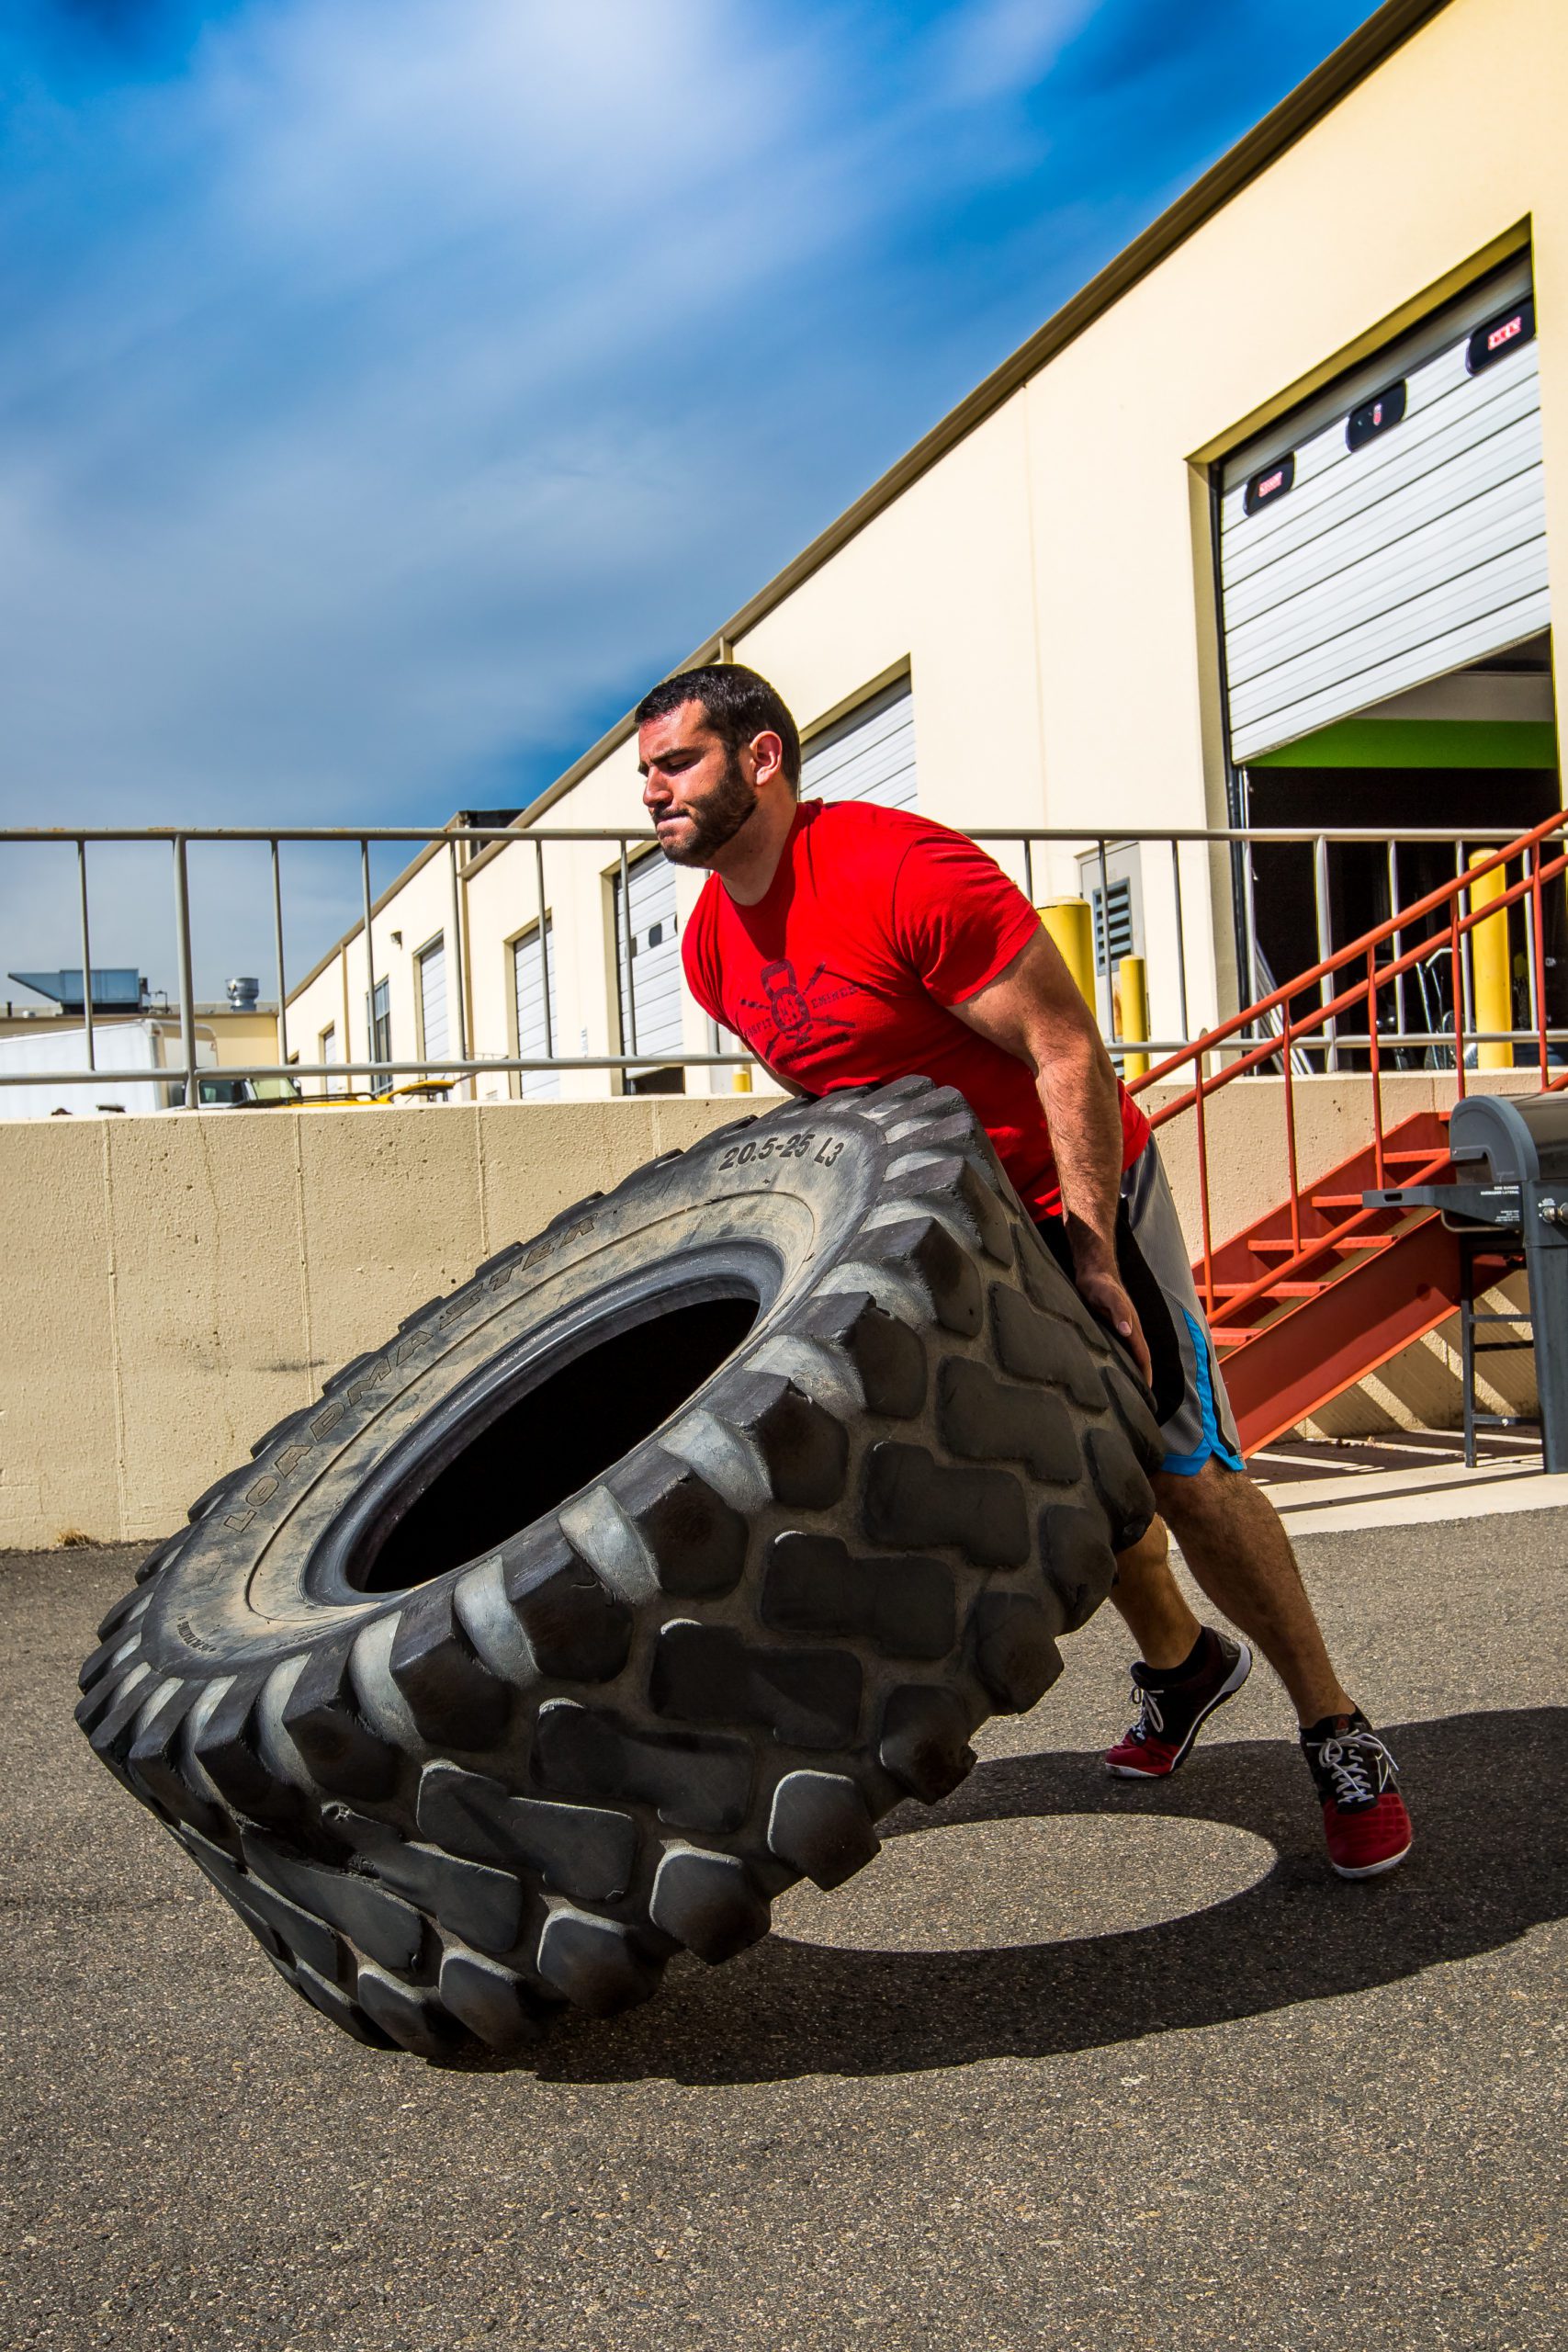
[{"x1": 737, "y1": 957, "x2": 859, "y2": 1062}]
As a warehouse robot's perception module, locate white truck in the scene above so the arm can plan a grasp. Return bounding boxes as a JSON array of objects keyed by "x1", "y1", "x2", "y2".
[{"x1": 0, "y1": 1020, "x2": 299, "y2": 1119}]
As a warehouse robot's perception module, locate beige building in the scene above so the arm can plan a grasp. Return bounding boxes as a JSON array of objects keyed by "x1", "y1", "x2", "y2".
[
  {"x1": 0, "y1": 1002, "x2": 281, "y2": 1064},
  {"x1": 0, "y1": 996, "x2": 288, "y2": 1115},
  {"x1": 287, "y1": 0, "x2": 1563, "y2": 1101}
]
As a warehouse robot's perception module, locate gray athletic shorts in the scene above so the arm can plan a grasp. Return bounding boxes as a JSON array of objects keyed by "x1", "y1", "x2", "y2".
[{"x1": 1033, "y1": 1138, "x2": 1244, "y2": 1477}]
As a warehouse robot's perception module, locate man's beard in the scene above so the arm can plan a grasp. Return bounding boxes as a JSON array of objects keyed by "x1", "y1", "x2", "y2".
[{"x1": 655, "y1": 750, "x2": 759, "y2": 867}]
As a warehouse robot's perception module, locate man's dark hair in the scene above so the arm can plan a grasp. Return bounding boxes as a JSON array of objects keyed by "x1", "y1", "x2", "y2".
[{"x1": 635, "y1": 663, "x2": 802, "y2": 791}]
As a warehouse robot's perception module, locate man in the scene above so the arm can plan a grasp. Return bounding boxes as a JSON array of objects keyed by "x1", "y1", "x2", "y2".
[{"x1": 637, "y1": 662, "x2": 1412, "y2": 1879}]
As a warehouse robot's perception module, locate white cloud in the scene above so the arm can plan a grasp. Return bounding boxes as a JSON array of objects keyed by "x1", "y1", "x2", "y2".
[
  {"x1": 0, "y1": 0, "x2": 1347, "y2": 994},
  {"x1": 1, "y1": 6, "x2": 852, "y2": 989},
  {"x1": 931, "y1": 0, "x2": 1100, "y2": 104}
]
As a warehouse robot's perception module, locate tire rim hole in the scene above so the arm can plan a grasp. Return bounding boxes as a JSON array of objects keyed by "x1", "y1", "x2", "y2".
[{"x1": 345, "y1": 1291, "x2": 760, "y2": 1595}]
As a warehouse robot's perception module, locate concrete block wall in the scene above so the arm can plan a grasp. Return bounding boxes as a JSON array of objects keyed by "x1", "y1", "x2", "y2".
[
  {"x1": 0, "y1": 1073, "x2": 1546, "y2": 1550},
  {"x1": 2, "y1": 1098, "x2": 744, "y2": 1551}
]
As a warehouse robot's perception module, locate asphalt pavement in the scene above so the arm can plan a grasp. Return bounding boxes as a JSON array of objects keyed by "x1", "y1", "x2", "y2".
[{"x1": 3, "y1": 1511, "x2": 1563, "y2": 2352}]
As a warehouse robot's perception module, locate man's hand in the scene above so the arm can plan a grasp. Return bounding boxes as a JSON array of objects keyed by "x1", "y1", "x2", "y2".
[
  {"x1": 1073, "y1": 1261, "x2": 1154, "y2": 1389},
  {"x1": 952, "y1": 928, "x2": 1150, "y2": 1376}
]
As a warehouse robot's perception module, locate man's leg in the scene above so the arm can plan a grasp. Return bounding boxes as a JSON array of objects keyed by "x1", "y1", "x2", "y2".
[
  {"x1": 1107, "y1": 1515, "x2": 1201, "y2": 1672},
  {"x1": 1102, "y1": 1510, "x2": 1253, "y2": 1778},
  {"x1": 1088, "y1": 1140, "x2": 1356, "y2": 1722},
  {"x1": 1075, "y1": 1137, "x2": 1412, "y2": 1873},
  {"x1": 1110, "y1": 1471, "x2": 1410, "y2": 1873},
  {"x1": 1145, "y1": 1462, "x2": 1353, "y2": 1726}
]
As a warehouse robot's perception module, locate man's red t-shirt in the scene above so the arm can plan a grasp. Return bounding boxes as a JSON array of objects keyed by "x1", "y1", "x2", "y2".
[{"x1": 681, "y1": 798, "x2": 1150, "y2": 1219}]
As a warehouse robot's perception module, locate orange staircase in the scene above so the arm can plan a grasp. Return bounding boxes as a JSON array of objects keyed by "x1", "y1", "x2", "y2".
[
  {"x1": 1198, "y1": 1114, "x2": 1485, "y2": 1453},
  {"x1": 1128, "y1": 810, "x2": 1568, "y2": 1455}
]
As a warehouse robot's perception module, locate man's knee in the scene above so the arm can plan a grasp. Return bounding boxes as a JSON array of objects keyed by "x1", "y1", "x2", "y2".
[
  {"x1": 1113, "y1": 1513, "x2": 1170, "y2": 1579},
  {"x1": 1152, "y1": 1453, "x2": 1246, "y2": 1530}
]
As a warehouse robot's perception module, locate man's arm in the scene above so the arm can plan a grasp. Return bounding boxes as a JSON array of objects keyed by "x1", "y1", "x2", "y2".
[{"x1": 947, "y1": 929, "x2": 1152, "y2": 1384}]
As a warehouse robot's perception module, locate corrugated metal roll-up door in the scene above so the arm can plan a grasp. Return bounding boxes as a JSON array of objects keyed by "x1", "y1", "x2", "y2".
[
  {"x1": 512, "y1": 918, "x2": 558, "y2": 1101},
  {"x1": 1220, "y1": 259, "x2": 1547, "y2": 763},
  {"x1": 802, "y1": 677, "x2": 918, "y2": 809},
  {"x1": 614, "y1": 853, "x2": 683, "y2": 1086},
  {"x1": 418, "y1": 939, "x2": 447, "y2": 1066}
]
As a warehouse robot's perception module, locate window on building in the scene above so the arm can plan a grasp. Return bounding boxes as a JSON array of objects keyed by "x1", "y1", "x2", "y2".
[
  {"x1": 319, "y1": 1022, "x2": 345, "y2": 1097},
  {"x1": 367, "y1": 977, "x2": 391, "y2": 1066},
  {"x1": 612, "y1": 853, "x2": 684, "y2": 1093},
  {"x1": 511, "y1": 918, "x2": 559, "y2": 1101},
  {"x1": 416, "y1": 935, "x2": 447, "y2": 1069}
]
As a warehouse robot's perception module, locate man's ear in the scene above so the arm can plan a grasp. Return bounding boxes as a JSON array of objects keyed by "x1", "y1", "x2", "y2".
[{"x1": 750, "y1": 729, "x2": 786, "y2": 788}]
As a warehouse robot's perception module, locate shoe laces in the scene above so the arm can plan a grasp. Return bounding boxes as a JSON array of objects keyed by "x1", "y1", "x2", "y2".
[
  {"x1": 1316, "y1": 1726, "x2": 1396, "y2": 1807},
  {"x1": 1127, "y1": 1681, "x2": 1165, "y2": 1743}
]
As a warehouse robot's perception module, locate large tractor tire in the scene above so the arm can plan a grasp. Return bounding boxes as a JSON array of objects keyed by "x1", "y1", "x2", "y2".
[{"x1": 77, "y1": 1079, "x2": 1160, "y2": 2058}]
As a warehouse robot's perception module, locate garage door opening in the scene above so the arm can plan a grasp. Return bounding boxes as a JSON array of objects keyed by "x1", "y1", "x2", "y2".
[
  {"x1": 1240, "y1": 634, "x2": 1562, "y2": 1068},
  {"x1": 1217, "y1": 254, "x2": 1556, "y2": 1061}
]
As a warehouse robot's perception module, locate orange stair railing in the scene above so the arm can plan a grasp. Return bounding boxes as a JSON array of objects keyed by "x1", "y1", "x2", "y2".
[{"x1": 1127, "y1": 808, "x2": 1568, "y2": 1451}]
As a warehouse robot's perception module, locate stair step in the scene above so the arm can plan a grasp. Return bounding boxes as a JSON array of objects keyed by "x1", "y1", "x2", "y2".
[
  {"x1": 1189, "y1": 1111, "x2": 1454, "y2": 1381},
  {"x1": 1312, "y1": 1191, "x2": 1407, "y2": 1209},
  {"x1": 1211, "y1": 1280, "x2": 1331, "y2": 1300},
  {"x1": 1247, "y1": 1234, "x2": 1390, "y2": 1257}
]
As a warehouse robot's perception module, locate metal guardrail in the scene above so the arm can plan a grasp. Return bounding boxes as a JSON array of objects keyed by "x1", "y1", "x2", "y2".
[
  {"x1": 1130, "y1": 810, "x2": 1568, "y2": 1322},
  {"x1": 3, "y1": 818, "x2": 1564, "y2": 1110}
]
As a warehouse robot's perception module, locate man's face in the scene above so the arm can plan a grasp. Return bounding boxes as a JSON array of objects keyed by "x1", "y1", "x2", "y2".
[{"x1": 638, "y1": 699, "x2": 766, "y2": 867}]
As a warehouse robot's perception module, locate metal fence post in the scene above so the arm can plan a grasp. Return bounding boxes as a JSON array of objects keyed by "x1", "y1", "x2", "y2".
[
  {"x1": 1170, "y1": 839, "x2": 1190, "y2": 1046},
  {"x1": 270, "y1": 839, "x2": 289, "y2": 1070},
  {"x1": 1314, "y1": 833, "x2": 1337, "y2": 1071},
  {"x1": 446, "y1": 839, "x2": 469, "y2": 1096},
  {"x1": 1095, "y1": 837, "x2": 1114, "y2": 1039},
  {"x1": 617, "y1": 840, "x2": 639, "y2": 1064},
  {"x1": 1241, "y1": 834, "x2": 1262, "y2": 1033},
  {"x1": 535, "y1": 839, "x2": 552, "y2": 1059},
  {"x1": 1529, "y1": 841, "x2": 1549, "y2": 1081},
  {"x1": 76, "y1": 838, "x2": 96, "y2": 1072},
  {"x1": 360, "y1": 838, "x2": 378, "y2": 1091},
  {"x1": 1387, "y1": 840, "x2": 1407, "y2": 1051},
  {"x1": 1456, "y1": 839, "x2": 1475, "y2": 1051},
  {"x1": 172, "y1": 837, "x2": 197, "y2": 1109}
]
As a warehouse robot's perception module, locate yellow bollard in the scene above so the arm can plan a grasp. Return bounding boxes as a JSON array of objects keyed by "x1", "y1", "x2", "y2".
[
  {"x1": 1119, "y1": 954, "x2": 1150, "y2": 1080},
  {"x1": 1038, "y1": 899, "x2": 1096, "y2": 1012},
  {"x1": 731, "y1": 1066, "x2": 753, "y2": 1093},
  {"x1": 1467, "y1": 851, "x2": 1513, "y2": 1070}
]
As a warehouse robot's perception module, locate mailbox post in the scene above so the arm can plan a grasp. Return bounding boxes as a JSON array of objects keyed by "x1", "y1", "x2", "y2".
[{"x1": 1363, "y1": 1092, "x2": 1568, "y2": 1474}]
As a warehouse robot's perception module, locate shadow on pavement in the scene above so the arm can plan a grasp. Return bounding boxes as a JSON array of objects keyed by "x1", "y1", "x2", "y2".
[{"x1": 536, "y1": 1707, "x2": 1567, "y2": 2086}]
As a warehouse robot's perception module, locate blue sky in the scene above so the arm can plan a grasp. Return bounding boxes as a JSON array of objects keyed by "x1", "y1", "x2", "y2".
[{"x1": 0, "y1": 0, "x2": 1382, "y2": 998}]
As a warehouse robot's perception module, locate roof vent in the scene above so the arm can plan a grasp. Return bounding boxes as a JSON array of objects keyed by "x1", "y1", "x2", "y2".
[{"x1": 225, "y1": 976, "x2": 261, "y2": 1011}]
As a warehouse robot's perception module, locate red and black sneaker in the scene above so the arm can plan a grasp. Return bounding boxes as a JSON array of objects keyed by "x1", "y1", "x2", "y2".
[
  {"x1": 1301, "y1": 1713, "x2": 1413, "y2": 1879},
  {"x1": 1104, "y1": 1628, "x2": 1253, "y2": 1778}
]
